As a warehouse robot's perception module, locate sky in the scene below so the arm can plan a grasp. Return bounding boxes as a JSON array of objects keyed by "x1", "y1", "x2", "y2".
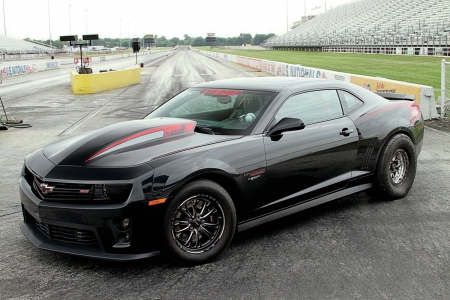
[{"x1": 2, "y1": 0, "x2": 355, "y2": 41}]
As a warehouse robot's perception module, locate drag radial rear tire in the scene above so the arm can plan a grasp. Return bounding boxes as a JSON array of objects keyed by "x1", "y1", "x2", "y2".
[
  {"x1": 371, "y1": 134, "x2": 417, "y2": 200},
  {"x1": 162, "y1": 180, "x2": 236, "y2": 265}
]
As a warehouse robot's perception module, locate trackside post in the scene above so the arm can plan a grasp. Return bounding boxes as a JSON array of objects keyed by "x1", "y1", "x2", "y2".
[{"x1": 442, "y1": 59, "x2": 450, "y2": 118}]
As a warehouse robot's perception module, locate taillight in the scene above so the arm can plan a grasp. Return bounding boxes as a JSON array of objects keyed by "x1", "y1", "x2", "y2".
[{"x1": 410, "y1": 102, "x2": 421, "y2": 121}]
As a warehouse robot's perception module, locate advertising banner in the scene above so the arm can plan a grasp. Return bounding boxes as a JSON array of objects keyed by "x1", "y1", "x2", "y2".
[
  {"x1": 261, "y1": 60, "x2": 277, "y2": 75},
  {"x1": 46, "y1": 61, "x2": 59, "y2": 70},
  {"x1": 1, "y1": 64, "x2": 36, "y2": 77},
  {"x1": 74, "y1": 57, "x2": 92, "y2": 64},
  {"x1": 420, "y1": 48, "x2": 428, "y2": 55},
  {"x1": 237, "y1": 56, "x2": 262, "y2": 70},
  {"x1": 259, "y1": 60, "x2": 350, "y2": 81},
  {"x1": 350, "y1": 75, "x2": 422, "y2": 103},
  {"x1": 288, "y1": 64, "x2": 327, "y2": 79},
  {"x1": 144, "y1": 34, "x2": 155, "y2": 44}
]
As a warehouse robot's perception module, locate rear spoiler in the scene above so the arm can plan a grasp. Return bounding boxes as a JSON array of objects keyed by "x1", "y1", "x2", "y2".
[{"x1": 375, "y1": 92, "x2": 415, "y2": 101}]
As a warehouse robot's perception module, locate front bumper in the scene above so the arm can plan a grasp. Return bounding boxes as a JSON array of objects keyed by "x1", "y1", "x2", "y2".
[
  {"x1": 19, "y1": 220, "x2": 160, "y2": 261},
  {"x1": 19, "y1": 172, "x2": 164, "y2": 261}
]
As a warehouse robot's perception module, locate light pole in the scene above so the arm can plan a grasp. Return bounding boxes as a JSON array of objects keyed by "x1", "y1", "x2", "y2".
[
  {"x1": 2, "y1": 0, "x2": 6, "y2": 35},
  {"x1": 69, "y1": 3, "x2": 71, "y2": 34},
  {"x1": 120, "y1": 20, "x2": 122, "y2": 49},
  {"x1": 48, "y1": 0, "x2": 52, "y2": 49},
  {"x1": 128, "y1": 22, "x2": 130, "y2": 49},
  {"x1": 286, "y1": 0, "x2": 288, "y2": 33},
  {"x1": 85, "y1": 9, "x2": 88, "y2": 33},
  {"x1": 304, "y1": 0, "x2": 307, "y2": 20}
]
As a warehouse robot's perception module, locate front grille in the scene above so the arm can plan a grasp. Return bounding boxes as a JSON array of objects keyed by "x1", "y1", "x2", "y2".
[
  {"x1": 35, "y1": 219, "x2": 50, "y2": 238},
  {"x1": 25, "y1": 166, "x2": 132, "y2": 204},
  {"x1": 33, "y1": 175, "x2": 94, "y2": 201},
  {"x1": 50, "y1": 226, "x2": 98, "y2": 245},
  {"x1": 35, "y1": 219, "x2": 98, "y2": 246}
]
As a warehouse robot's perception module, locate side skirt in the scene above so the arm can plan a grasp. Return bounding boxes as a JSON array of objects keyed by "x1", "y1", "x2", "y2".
[{"x1": 237, "y1": 183, "x2": 372, "y2": 232}]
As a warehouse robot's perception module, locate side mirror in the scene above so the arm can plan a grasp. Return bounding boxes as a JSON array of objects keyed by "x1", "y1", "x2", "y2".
[{"x1": 267, "y1": 117, "x2": 305, "y2": 136}]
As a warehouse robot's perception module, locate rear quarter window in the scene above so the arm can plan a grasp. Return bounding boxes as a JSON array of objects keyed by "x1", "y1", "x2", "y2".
[{"x1": 338, "y1": 91, "x2": 364, "y2": 114}]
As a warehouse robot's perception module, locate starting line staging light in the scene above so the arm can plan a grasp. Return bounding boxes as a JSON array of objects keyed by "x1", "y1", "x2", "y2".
[{"x1": 60, "y1": 34, "x2": 99, "y2": 73}]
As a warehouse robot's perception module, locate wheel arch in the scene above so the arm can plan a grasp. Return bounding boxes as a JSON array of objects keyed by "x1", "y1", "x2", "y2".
[
  {"x1": 165, "y1": 170, "x2": 243, "y2": 218},
  {"x1": 185, "y1": 173, "x2": 242, "y2": 207},
  {"x1": 374, "y1": 128, "x2": 415, "y2": 167}
]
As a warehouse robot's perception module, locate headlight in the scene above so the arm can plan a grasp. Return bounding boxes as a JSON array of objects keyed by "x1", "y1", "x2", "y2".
[{"x1": 93, "y1": 184, "x2": 133, "y2": 204}]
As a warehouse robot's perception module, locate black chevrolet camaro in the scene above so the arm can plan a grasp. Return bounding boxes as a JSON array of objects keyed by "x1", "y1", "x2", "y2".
[{"x1": 19, "y1": 77, "x2": 424, "y2": 265}]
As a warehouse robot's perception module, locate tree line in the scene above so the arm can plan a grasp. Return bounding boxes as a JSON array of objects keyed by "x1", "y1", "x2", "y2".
[{"x1": 25, "y1": 33, "x2": 276, "y2": 49}]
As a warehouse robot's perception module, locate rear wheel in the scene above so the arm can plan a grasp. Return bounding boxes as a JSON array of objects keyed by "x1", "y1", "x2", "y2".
[
  {"x1": 370, "y1": 134, "x2": 417, "y2": 200},
  {"x1": 162, "y1": 180, "x2": 236, "y2": 265}
]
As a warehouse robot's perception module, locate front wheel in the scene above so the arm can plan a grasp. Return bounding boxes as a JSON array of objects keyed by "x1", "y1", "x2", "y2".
[
  {"x1": 370, "y1": 134, "x2": 417, "y2": 200},
  {"x1": 162, "y1": 180, "x2": 236, "y2": 265}
]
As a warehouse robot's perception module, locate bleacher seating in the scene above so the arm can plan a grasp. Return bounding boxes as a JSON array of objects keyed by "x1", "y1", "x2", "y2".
[
  {"x1": 263, "y1": 0, "x2": 450, "y2": 48},
  {"x1": 0, "y1": 35, "x2": 54, "y2": 53}
]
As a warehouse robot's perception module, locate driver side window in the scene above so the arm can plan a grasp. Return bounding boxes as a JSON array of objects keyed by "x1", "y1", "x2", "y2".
[{"x1": 275, "y1": 90, "x2": 343, "y2": 125}]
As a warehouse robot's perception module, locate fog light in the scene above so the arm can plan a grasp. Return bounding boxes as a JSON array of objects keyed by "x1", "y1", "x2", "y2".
[
  {"x1": 118, "y1": 233, "x2": 130, "y2": 243},
  {"x1": 121, "y1": 218, "x2": 131, "y2": 230}
]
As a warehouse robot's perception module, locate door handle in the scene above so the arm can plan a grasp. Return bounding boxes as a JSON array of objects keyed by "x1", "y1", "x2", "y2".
[{"x1": 339, "y1": 128, "x2": 354, "y2": 136}]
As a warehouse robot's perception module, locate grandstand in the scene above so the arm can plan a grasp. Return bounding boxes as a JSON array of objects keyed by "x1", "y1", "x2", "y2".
[
  {"x1": 262, "y1": 0, "x2": 450, "y2": 55},
  {"x1": 0, "y1": 34, "x2": 54, "y2": 54}
]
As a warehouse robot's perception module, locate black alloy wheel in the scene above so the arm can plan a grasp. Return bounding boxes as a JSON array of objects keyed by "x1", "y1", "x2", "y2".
[
  {"x1": 162, "y1": 180, "x2": 236, "y2": 265},
  {"x1": 171, "y1": 195, "x2": 225, "y2": 253}
]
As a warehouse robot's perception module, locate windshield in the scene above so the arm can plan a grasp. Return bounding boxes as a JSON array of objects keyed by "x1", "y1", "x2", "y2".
[{"x1": 145, "y1": 88, "x2": 276, "y2": 135}]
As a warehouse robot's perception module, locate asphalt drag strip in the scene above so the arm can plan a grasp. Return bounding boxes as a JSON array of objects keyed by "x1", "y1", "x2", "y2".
[{"x1": 0, "y1": 48, "x2": 449, "y2": 299}]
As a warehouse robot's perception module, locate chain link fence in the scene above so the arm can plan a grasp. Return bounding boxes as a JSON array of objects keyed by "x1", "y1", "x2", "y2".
[{"x1": 441, "y1": 60, "x2": 450, "y2": 118}]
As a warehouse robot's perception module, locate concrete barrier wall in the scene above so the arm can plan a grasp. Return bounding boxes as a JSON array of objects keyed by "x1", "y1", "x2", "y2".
[
  {"x1": 1, "y1": 60, "x2": 60, "y2": 77},
  {"x1": 198, "y1": 50, "x2": 438, "y2": 119},
  {"x1": 0, "y1": 49, "x2": 173, "y2": 71},
  {"x1": 70, "y1": 68, "x2": 140, "y2": 95}
]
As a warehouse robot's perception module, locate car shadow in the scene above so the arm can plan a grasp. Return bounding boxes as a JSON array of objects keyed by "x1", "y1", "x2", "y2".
[{"x1": 32, "y1": 191, "x2": 396, "y2": 271}]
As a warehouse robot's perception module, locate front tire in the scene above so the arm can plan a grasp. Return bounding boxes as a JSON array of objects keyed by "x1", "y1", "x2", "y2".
[
  {"x1": 371, "y1": 134, "x2": 417, "y2": 200},
  {"x1": 162, "y1": 180, "x2": 236, "y2": 265}
]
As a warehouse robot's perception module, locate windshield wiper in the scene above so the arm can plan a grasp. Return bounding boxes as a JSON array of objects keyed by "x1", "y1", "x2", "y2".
[{"x1": 195, "y1": 125, "x2": 215, "y2": 135}]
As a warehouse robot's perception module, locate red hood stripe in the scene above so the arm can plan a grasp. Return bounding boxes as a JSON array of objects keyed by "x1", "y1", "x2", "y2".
[{"x1": 85, "y1": 121, "x2": 196, "y2": 163}]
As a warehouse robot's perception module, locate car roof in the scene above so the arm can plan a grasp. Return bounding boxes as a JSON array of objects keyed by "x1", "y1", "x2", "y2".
[{"x1": 193, "y1": 77, "x2": 325, "y2": 92}]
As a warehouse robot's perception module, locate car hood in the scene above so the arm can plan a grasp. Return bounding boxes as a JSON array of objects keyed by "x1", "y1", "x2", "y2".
[{"x1": 43, "y1": 118, "x2": 242, "y2": 167}]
